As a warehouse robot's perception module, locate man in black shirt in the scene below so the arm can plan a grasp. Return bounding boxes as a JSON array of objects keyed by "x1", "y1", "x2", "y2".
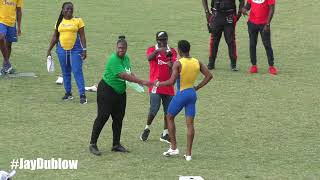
[{"x1": 202, "y1": 0, "x2": 244, "y2": 71}]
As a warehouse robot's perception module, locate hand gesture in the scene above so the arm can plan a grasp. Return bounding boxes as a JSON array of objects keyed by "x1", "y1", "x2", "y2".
[
  {"x1": 263, "y1": 24, "x2": 270, "y2": 32},
  {"x1": 168, "y1": 60, "x2": 173, "y2": 68},
  {"x1": 205, "y1": 10, "x2": 212, "y2": 23},
  {"x1": 236, "y1": 14, "x2": 241, "y2": 22},
  {"x1": 141, "y1": 80, "x2": 154, "y2": 87},
  {"x1": 17, "y1": 27, "x2": 21, "y2": 36},
  {"x1": 81, "y1": 51, "x2": 87, "y2": 60},
  {"x1": 46, "y1": 51, "x2": 51, "y2": 58},
  {"x1": 241, "y1": 8, "x2": 248, "y2": 17},
  {"x1": 157, "y1": 47, "x2": 166, "y2": 53},
  {"x1": 207, "y1": 11, "x2": 216, "y2": 32}
]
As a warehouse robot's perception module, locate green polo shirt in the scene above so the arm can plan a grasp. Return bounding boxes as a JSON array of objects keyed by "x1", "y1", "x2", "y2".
[{"x1": 102, "y1": 53, "x2": 131, "y2": 94}]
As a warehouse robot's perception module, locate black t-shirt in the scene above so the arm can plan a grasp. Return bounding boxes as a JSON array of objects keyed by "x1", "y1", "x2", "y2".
[{"x1": 211, "y1": 0, "x2": 237, "y2": 11}]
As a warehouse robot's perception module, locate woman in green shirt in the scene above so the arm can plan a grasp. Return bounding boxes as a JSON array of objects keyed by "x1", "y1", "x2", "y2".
[{"x1": 89, "y1": 36, "x2": 152, "y2": 155}]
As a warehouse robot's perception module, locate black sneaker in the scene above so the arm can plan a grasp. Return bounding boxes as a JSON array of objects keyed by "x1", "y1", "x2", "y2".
[
  {"x1": 140, "y1": 128, "x2": 150, "y2": 141},
  {"x1": 111, "y1": 144, "x2": 129, "y2": 153},
  {"x1": 89, "y1": 144, "x2": 101, "y2": 156},
  {"x1": 80, "y1": 94, "x2": 87, "y2": 104},
  {"x1": 231, "y1": 64, "x2": 239, "y2": 71},
  {"x1": 62, "y1": 92, "x2": 73, "y2": 101},
  {"x1": 160, "y1": 133, "x2": 170, "y2": 144},
  {"x1": 207, "y1": 62, "x2": 215, "y2": 70},
  {"x1": 231, "y1": 67, "x2": 239, "y2": 71}
]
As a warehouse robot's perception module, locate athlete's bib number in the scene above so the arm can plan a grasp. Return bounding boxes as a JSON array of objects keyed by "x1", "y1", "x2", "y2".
[{"x1": 252, "y1": 0, "x2": 265, "y2": 4}]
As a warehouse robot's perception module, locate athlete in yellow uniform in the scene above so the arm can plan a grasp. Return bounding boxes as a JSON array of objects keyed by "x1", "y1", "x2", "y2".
[
  {"x1": 0, "y1": 0, "x2": 23, "y2": 73},
  {"x1": 47, "y1": 2, "x2": 88, "y2": 104},
  {"x1": 157, "y1": 40, "x2": 213, "y2": 161}
]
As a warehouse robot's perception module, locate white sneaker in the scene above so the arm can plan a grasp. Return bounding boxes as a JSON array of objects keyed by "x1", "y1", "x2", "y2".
[
  {"x1": 163, "y1": 148, "x2": 179, "y2": 156},
  {"x1": 184, "y1": 154, "x2": 192, "y2": 161},
  {"x1": 56, "y1": 76, "x2": 63, "y2": 85},
  {"x1": 85, "y1": 84, "x2": 97, "y2": 92},
  {"x1": 0, "y1": 170, "x2": 16, "y2": 179}
]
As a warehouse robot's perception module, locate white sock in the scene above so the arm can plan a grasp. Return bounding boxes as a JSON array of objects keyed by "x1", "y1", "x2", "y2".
[
  {"x1": 145, "y1": 125, "x2": 150, "y2": 130},
  {"x1": 162, "y1": 129, "x2": 168, "y2": 136}
]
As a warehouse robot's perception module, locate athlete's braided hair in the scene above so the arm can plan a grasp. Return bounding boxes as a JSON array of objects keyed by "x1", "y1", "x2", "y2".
[
  {"x1": 178, "y1": 40, "x2": 190, "y2": 53},
  {"x1": 55, "y1": 2, "x2": 73, "y2": 40}
]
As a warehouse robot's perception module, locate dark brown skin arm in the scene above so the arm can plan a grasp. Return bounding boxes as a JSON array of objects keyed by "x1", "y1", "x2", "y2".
[
  {"x1": 147, "y1": 49, "x2": 159, "y2": 61},
  {"x1": 236, "y1": 0, "x2": 245, "y2": 21},
  {"x1": 267, "y1": 4, "x2": 275, "y2": 25},
  {"x1": 158, "y1": 61, "x2": 212, "y2": 91},
  {"x1": 241, "y1": 3, "x2": 251, "y2": 16},
  {"x1": 202, "y1": 0, "x2": 212, "y2": 22},
  {"x1": 16, "y1": 7, "x2": 22, "y2": 36},
  {"x1": 147, "y1": 47, "x2": 166, "y2": 61},
  {"x1": 158, "y1": 61, "x2": 181, "y2": 86},
  {"x1": 118, "y1": 72, "x2": 152, "y2": 86},
  {"x1": 78, "y1": 27, "x2": 87, "y2": 59},
  {"x1": 263, "y1": 4, "x2": 275, "y2": 32},
  {"x1": 194, "y1": 61, "x2": 213, "y2": 91},
  {"x1": 47, "y1": 31, "x2": 58, "y2": 57}
]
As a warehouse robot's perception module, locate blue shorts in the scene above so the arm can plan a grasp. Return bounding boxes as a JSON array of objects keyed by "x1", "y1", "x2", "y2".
[
  {"x1": 167, "y1": 88, "x2": 197, "y2": 118},
  {"x1": 0, "y1": 23, "x2": 17, "y2": 42}
]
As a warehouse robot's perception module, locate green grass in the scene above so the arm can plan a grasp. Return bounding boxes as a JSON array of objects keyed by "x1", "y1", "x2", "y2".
[{"x1": 1, "y1": 0, "x2": 320, "y2": 179}]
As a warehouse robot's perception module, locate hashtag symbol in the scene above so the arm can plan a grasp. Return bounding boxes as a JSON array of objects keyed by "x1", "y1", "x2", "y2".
[{"x1": 10, "y1": 159, "x2": 19, "y2": 169}]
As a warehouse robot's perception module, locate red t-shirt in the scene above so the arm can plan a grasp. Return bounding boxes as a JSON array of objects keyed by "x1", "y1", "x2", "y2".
[
  {"x1": 146, "y1": 45, "x2": 177, "y2": 95},
  {"x1": 248, "y1": 0, "x2": 275, "y2": 25}
]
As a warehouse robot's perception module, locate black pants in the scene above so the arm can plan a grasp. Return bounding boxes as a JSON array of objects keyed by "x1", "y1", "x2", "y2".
[
  {"x1": 247, "y1": 21, "x2": 274, "y2": 66},
  {"x1": 90, "y1": 80, "x2": 126, "y2": 146},
  {"x1": 209, "y1": 12, "x2": 237, "y2": 66}
]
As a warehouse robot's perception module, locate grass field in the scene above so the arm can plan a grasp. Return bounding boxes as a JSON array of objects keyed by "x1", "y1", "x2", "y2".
[{"x1": 0, "y1": 0, "x2": 320, "y2": 179}]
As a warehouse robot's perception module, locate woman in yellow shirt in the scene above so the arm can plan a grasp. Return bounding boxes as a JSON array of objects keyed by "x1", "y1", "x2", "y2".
[
  {"x1": 47, "y1": 2, "x2": 87, "y2": 104},
  {"x1": 0, "y1": 0, "x2": 23, "y2": 74}
]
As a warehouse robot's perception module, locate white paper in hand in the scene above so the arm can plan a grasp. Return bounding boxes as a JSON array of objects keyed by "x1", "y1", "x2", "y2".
[
  {"x1": 126, "y1": 81, "x2": 144, "y2": 93},
  {"x1": 47, "y1": 56, "x2": 55, "y2": 73}
]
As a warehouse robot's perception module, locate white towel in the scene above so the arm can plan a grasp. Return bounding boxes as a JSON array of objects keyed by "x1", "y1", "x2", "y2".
[
  {"x1": 47, "y1": 56, "x2": 55, "y2": 73},
  {"x1": 126, "y1": 81, "x2": 144, "y2": 93}
]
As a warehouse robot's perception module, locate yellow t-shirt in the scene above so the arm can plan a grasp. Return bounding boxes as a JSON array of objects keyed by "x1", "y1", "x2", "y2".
[
  {"x1": 0, "y1": 0, "x2": 23, "y2": 27},
  {"x1": 178, "y1": 57, "x2": 200, "y2": 91},
  {"x1": 57, "y1": 17, "x2": 85, "y2": 50}
]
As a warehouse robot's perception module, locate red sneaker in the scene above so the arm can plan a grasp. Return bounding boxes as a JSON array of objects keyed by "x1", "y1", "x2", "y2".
[
  {"x1": 250, "y1": 65, "x2": 258, "y2": 73},
  {"x1": 268, "y1": 66, "x2": 278, "y2": 75}
]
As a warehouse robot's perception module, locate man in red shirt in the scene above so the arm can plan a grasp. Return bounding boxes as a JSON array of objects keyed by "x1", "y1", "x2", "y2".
[
  {"x1": 140, "y1": 31, "x2": 177, "y2": 143},
  {"x1": 242, "y1": 0, "x2": 278, "y2": 75}
]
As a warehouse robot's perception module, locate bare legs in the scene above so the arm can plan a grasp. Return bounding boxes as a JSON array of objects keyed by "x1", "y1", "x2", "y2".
[
  {"x1": 166, "y1": 114, "x2": 195, "y2": 156},
  {"x1": 166, "y1": 114, "x2": 177, "y2": 149},
  {"x1": 186, "y1": 117, "x2": 194, "y2": 156},
  {"x1": 0, "y1": 34, "x2": 9, "y2": 65}
]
